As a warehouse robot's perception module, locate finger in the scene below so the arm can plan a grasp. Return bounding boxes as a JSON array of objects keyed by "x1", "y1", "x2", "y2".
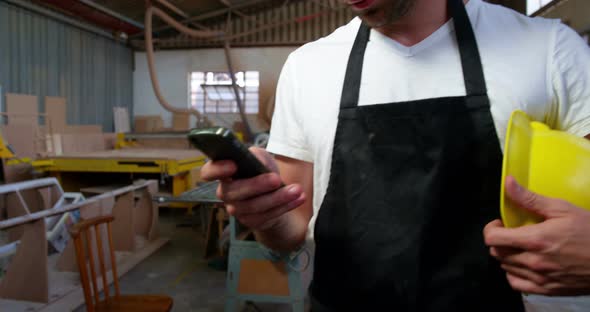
[
  {"x1": 239, "y1": 193, "x2": 306, "y2": 230},
  {"x1": 506, "y1": 272, "x2": 550, "y2": 295},
  {"x1": 233, "y1": 184, "x2": 304, "y2": 215},
  {"x1": 484, "y1": 223, "x2": 547, "y2": 251},
  {"x1": 505, "y1": 175, "x2": 569, "y2": 219},
  {"x1": 217, "y1": 173, "x2": 283, "y2": 202},
  {"x1": 249, "y1": 147, "x2": 279, "y2": 173},
  {"x1": 489, "y1": 246, "x2": 521, "y2": 259},
  {"x1": 499, "y1": 251, "x2": 561, "y2": 273},
  {"x1": 483, "y1": 219, "x2": 504, "y2": 242},
  {"x1": 501, "y1": 263, "x2": 552, "y2": 286},
  {"x1": 201, "y1": 160, "x2": 237, "y2": 181}
]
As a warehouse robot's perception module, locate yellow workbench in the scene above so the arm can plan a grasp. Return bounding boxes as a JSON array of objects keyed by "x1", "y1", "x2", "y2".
[{"x1": 34, "y1": 148, "x2": 206, "y2": 210}]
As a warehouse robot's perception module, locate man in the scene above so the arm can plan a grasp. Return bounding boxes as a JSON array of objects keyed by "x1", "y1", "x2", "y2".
[{"x1": 202, "y1": 0, "x2": 590, "y2": 310}]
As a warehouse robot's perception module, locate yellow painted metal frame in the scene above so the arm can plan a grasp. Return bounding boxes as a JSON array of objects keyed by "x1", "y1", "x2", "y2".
[
  {"x1": 33, "y1": 155, "x2": 206, "y2": 210},
  {"x1": 34, "y1": 156, "x2": 205, "y2": 175}
]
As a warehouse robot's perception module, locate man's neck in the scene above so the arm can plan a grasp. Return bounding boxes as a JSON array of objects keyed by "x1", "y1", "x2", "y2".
[{"x1": 375, "y1": 0, "x2": 469, "y2": 47}]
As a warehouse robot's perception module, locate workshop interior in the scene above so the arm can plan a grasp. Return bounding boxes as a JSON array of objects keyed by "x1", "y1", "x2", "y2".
[{"x1": 0, "y1": 0, "x2": 588, "y2": 311}]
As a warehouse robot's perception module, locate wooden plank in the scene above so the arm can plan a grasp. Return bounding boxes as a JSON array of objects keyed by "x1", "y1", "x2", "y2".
[
  {"x1": 1, "y1": 125, "x2": 36, "y2": 158},
  {"x1": 103, "y1": 133, "x2": 117, "y2": 150},
  {"x1": 60, "y1": 134, "x2": 106, "y2": 154},
  {"x1": 52, "y1": 148, "x2": 203, "y2": 160},
  {"x1": 135, "y1": 137, "x2": 190, "y2": 149},
  {"x1": 112, "y1": 192, "x2": 135, "y2": 251},
  {"x1": 6, "y1": 192, "x2": 30, "y2": 242},
  {"x1": 6, "y1": 93, "x2": 38, "y2": 125},
  {"x1": 56, "y1": 240, "x2": 78, "y2": 273},
  {"x1": 65, "y1": 125, "x2": 102, "y2": 134},
  {"x1": 2, "y1": 161, "x2": 34, "y2": 183},
  {"x1": 134, "y1": 116, "x2": 163, "y2": 133},
  {"x1": 237, "y1": 259, "x2": 290, "y2": 296},
  {"x1": 0, "y1": 299, "x2": 44, "y2": 311},
  {"x1": 172, "y1": 113, "x2": 190, "y2": 131},
  {"x1": 0, "y1": 219, "x2": 49, "y2": 303},
  {"x1": 45, "y1": 97, "x2": 67, "y2": 133},
  {"x1": 113, "y1": 107, "x2": 130, "y2": 133},
  {"x1": 134, "y1": 189, "x2": 153, "y2": 241}
]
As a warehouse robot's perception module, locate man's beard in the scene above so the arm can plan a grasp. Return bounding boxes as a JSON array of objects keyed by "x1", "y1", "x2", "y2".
[{"x1": 359, "y1": 0, "x2": 417, "y2": 28}]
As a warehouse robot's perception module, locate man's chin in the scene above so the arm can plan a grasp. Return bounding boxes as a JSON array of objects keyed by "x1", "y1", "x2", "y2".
[{"x1": 357, "y1": 10, "x2": 384, "y2": 27}]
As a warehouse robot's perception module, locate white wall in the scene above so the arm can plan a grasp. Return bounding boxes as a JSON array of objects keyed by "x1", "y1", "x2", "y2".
[{"x1": 133, "y1": 47, "x2": 297, "y2": 131}]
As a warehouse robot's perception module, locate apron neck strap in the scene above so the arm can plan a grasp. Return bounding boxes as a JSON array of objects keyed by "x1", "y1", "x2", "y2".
[{"x1": 340, "y1": 0, "x2": 487, "y2": 109}]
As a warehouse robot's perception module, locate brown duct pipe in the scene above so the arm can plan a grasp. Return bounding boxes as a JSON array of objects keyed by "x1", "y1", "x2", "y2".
[{"x1": 144, "y1": 6, "x2": 223, "y2": 127}]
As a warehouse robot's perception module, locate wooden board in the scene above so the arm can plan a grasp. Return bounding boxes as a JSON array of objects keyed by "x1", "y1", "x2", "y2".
[
  {"x1": 0, "y1": 219, "x2": 49, "y2": 303},
  {"x1": 172, "y1": 113, "x2": 190, "y2": 131},
  {"x1": 112, "y1": 192, "x2": 135, "y2": 251},
  {"x1": 103, "y1": 133, "x2": 117, "y2": 150},
  {"x1": 2, "y1": 161, "x2": 34, "y2": 184},
  {"x1": 237, "y1": 259, "x2": 290, "y2": 296},
  {"x1": 60, "y1": 134, "x2": 106, "y2": 154},
  {"x1": 135, "y1": 138, "x2": 190, "y2": 149},
  {"x1": 6, "y1": 192, "x2": 31, "y2": 242},
  {"x1": 113, "y1": 107, "x2": 130, "y2": 133},
  {"x1": 134, "y1": 189, "x2": 152, "y2": 241},
  {"x1": 45, "y1": 97, "x2": 67, "y2": 133},
  {"x1": 6, "y1": 94, "x2": 38, "y2": 125},
  {"x1": 52, "y1": 148, "x2": 203, "y2": 161},
  {"x1": 65, "y1": 125, "x2": 102, "y2": 134},
  {"x1": 134, "y1": 116, "x2": 163, "y2": 133},
  {"x1": 1, "y1": 125, "x2": 36, "y2": 158}
]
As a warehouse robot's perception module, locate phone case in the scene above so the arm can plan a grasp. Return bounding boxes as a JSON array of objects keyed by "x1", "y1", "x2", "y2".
[{"x1": 188, "y1": 127, "x2": 270, "y2": 179}]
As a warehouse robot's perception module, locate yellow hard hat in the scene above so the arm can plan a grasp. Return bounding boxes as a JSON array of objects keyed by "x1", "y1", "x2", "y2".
[{"x1": 500, "y1": 110, "x2": 590, "y2": 228}]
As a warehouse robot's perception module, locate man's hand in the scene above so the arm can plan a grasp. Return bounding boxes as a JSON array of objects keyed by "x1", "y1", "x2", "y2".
[
  {"x1": 201, "y1": 147, "x2": 306, "y2": 231},
  {"x1": 483, "y1": 176, "x2": 590, "y2": 296}
]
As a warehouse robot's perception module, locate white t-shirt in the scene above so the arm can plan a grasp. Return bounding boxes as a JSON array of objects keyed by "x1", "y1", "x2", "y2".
[{"x1": 267, "y1": 0, "x2": 590, "y2": 238}]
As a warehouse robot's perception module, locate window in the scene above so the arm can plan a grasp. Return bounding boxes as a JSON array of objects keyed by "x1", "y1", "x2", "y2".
[
  {"x1": 189, "y1": 71, "x2": 259, "y2": 114},
  {"x1": 527, "y1": 0, "x2": 552, "y2": 15}
]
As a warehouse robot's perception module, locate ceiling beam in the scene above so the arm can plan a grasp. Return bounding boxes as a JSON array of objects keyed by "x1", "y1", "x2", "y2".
[
  {"x1": 131, "y1": 0, "x2": 271, "y2": 38},
  {"x1": 78, "y1": 0, "x2": 144, "y2": 29}
]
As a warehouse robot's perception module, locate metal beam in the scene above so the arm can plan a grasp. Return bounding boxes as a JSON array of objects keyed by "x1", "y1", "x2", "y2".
[
  {"x1": 78, "y1": 0, "x2": 144, "y2": 29},
  {"x1": 1, "y1": 0, "x2": 116, "y2": 41},
  {"x1": 131, "y1": 0, "x2": 271, "y2": 38}
]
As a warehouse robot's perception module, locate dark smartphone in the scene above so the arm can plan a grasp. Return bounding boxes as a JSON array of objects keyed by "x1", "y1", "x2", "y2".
[{"x1": 188, "y1": 127, "x2": 271, "y2": 179}]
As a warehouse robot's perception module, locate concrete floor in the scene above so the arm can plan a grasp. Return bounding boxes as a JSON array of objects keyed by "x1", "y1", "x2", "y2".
[{"x1": 74, "y1": 209, "x2": 296, "y2": 312}]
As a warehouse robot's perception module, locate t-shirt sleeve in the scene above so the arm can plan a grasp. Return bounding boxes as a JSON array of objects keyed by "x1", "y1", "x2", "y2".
[
  {"x1": 549, "y1": 22, "x2": 590, "y2": 137},
  {"x1": 266, "y1": 54, "x2": 314, "y2": 162}
]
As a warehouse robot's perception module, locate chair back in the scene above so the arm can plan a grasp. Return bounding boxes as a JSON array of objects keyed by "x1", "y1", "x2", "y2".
[{"x1": 68, "y1": 215, "x2": 120, "y2": 312}]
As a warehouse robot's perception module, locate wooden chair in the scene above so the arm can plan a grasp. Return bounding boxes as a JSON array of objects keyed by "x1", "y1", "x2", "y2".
[{"x1": 69, "y1": 215, "x2": 173, "y2": 312}]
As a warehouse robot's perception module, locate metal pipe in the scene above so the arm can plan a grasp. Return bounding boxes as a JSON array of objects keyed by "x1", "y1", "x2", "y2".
[
  {"x1": 1, "y1": 0, "x2": 115, "y2": 40},
  {"x1": 132, "y1": 0, "x2": 270, "y2": 38},
  {"x1": 0, "y1": 181, "x2": 155, "y2": 230},
  {"x1": 223, "y1": 12, "x2": 253, "y2": 141},
  {"x1": 156, "y1": 0, "x2": 188, "y2": 18},
  {"x1": 144, "y1": 5, "x2": 223, "y2": 125}
]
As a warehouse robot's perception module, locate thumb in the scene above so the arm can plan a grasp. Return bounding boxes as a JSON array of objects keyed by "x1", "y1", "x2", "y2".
[
  {"x1": 249, "y1": 146, "x2": 279, "y2": 174},
  {"x1": 505, "y1": 175, "x2": 569, "y2": 219}
]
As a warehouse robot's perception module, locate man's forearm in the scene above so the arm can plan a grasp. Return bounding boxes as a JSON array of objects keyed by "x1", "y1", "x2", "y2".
[{"x1": 254, "y1": 210, "x2": 309, "y2": 253}]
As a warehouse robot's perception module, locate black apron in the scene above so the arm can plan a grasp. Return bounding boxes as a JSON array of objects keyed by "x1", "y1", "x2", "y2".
[{"x1": 310, "y1": 0, "x2": 525, "y2": 310}]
